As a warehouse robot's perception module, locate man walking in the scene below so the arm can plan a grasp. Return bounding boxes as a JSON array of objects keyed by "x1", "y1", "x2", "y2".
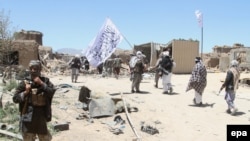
[
  {"x1": 160, "y1": 51, "x2": 175, "y2": 94},
  {"x1": 219, "y1": 60, "x2": 240, "y2": 115},
  {"x1": 68, "y1": 54, "x2": 82, "y2": 83},
  {"x1": 113, "y1": 55, "x2": 123, "y2": 79},
  {"x1": 186, "y1": 57, "x2": 207, "y2": 106},
  {"x1": 148, "y1": 56, "x2": 163, "y2": 88},
  {"x1": 129, "y1": 51, "x2": 145, "y2": 93}
]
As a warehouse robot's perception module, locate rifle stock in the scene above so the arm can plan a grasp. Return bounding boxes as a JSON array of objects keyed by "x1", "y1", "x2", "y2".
[{"x1": 21, "y1": 80, "x2": 30, "y2": 115}]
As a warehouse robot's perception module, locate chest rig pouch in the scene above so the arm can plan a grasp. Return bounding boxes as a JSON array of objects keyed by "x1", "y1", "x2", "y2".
[{"x1": 31, "y1": 88, "x2": 46, "y2": 106}]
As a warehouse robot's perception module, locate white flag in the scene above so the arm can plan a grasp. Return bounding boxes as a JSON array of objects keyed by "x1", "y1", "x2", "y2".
[
  {"x1": 83, "y1": 18, "x2": 123, "y2": 67},
  {"x1": 195, "y1": 10, "x2": 203, "y2": 27}
]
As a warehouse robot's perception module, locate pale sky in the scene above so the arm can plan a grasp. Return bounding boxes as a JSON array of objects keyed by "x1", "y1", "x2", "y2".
[{"x1": 1, "y1": 0, "x2": 249, "y2": 53}]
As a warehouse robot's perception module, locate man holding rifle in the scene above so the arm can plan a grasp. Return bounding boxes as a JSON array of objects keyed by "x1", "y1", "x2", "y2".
[{"x1": 13, "y1": 60, "x2": 55, "y2": 141}]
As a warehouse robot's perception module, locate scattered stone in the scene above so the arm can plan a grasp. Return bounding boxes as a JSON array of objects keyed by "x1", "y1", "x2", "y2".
[{"x1": 53, "y1": 123, "x2": 69, "y2": 131}]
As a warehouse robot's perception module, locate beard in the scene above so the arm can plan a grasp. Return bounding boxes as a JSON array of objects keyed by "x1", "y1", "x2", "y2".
[{"x1": 31, "y1": 71, "x2": 41, "y2": 78}]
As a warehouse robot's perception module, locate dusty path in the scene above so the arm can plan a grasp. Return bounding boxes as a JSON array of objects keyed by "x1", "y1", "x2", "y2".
[{"x1": 40, "y1": 72, "x2": 250, "y2": 141}]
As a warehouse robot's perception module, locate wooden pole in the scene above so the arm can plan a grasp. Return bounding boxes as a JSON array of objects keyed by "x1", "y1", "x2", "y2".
[
  {"x1": 0, "y1": 129, "x2": 23, "y2": 140},
  {"x1": 121, "y1": 92, "x2": 141, "y2": 141}
]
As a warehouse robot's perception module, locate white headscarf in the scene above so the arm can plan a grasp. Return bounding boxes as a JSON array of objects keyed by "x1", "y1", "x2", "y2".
[
  {"x1": 231, "y1": 60, "x2": 238, "y2": 67},
  {"x1": 136, "y1": 51, "x2": 142, "y2": 56},
  {"x1": 75, "y1": 54, "x2": 80, "y2": 58},
  {"x1": 162, "y1": 51, "x2": 169, "y2": 57}
]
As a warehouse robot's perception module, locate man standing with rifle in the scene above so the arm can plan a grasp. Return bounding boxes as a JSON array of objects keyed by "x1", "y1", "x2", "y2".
[{"x1": 13, "y1": 60, "x2": 55, "y2": 141}]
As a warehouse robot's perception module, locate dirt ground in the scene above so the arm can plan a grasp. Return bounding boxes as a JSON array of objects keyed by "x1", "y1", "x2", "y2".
[
  {"x1": 42, "y1": 71, "x2": 250, "y2": 141},
  {"x1": 2, "y1": 71, "x2": 250, "y2": 141}
]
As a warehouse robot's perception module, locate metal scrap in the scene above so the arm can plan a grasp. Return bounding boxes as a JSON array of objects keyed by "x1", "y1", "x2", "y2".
[
  {"x1": 141, "y1": 125, "x2": 159, "y2": 135},
  {"x1": 106, "y1": 115, "x2": 126, "y2": 135}
]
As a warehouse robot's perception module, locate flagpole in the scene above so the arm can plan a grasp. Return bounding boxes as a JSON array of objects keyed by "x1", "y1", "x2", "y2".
[
  {"x1": 201, "y1": 26, "x2": 203, "y2": 60},
  {"x1": 195, "y1": 10, "x2": 203, "y2": 60},
  {"x1": 121, "y1": 33, "x2": 134, "y2": 49}
]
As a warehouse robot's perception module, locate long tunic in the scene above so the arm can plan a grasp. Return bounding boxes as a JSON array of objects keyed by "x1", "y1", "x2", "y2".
[{"x1": 186, "y1": 62, "x2": 207, "y2": 94}]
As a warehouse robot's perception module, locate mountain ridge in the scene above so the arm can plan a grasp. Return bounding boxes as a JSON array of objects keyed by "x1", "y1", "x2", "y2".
[{"x1": 55, "y1": 47, "x2": 131, "y2": 55}]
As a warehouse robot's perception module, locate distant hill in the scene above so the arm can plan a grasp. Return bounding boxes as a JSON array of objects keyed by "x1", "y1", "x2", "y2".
[
  {"x1": 55, "y1": 48, "x2": 83, "y2": 55},
  {"x1": 55, "y1": 47, "x2": 132, "y2": 55}
]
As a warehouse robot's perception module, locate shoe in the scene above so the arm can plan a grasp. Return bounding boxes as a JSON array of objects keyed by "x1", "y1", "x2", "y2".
[
  {"x1": 154, "y1": 84, "x2": 158, "y2": 88},
  {"x1": 197, "y1": 102, "x2": 203, "y2": 106},
  {"x1": 136, "y1": 90, "x2": 141, "y2": 93},
  {"x1": 163, "y1": 91, "x2": 168, "y2": 94},
  {"x1": 131, "y1": 90, "x2": 135, "y2": 93},
  {"x1": 193, "y1": 98, "x2": 196, "y2": 105},
  {"x1": 226, "y1": 109, "x2": 231, "y2": 114},
  {"x1": 169, "y1": 87, "x2": 173, "y2": 94},
  {"x1": 230, "y1": 108, "x2": 238, "y2": 115}
]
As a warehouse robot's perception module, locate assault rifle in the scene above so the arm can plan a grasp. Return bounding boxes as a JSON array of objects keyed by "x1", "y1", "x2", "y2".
[{"x1": 21, "y1": 78, "x2": 33, "y2": 115}]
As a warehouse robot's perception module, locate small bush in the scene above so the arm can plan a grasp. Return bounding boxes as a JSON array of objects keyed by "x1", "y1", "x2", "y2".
[{"x1": 3, "y1": 80, "x2": 18, "y2": 92}]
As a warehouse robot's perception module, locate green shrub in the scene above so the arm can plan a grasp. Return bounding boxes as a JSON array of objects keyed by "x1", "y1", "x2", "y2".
[{"x1": 3, "y1": 80, "x2": 18, "y2": 92}]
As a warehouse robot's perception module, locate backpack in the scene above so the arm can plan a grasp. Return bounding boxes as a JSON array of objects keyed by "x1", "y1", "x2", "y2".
[
  {"x1": 133, "y1": 59, "x2": 144, "y2": 73},
  {"x1": 84, "y1": 59, "x2": 89, "y2": 66},
  {"x1": 161, "y1": 56, "x2": 173, "y2": 71},
  {"x1": 129, "y1": 56, "x2": 139, "y2": 68},
  {"x1": 71, "y1": 57, "x2": 81, "y2": 69}
]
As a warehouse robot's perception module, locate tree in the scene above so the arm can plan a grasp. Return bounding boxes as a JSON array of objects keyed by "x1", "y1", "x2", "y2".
[
  {"x1": 0, "y1": 9, "x2": 16, "y2": 108},
  {"x1": 0, "y1": 9, "x2": 16, "y2": 65}
]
